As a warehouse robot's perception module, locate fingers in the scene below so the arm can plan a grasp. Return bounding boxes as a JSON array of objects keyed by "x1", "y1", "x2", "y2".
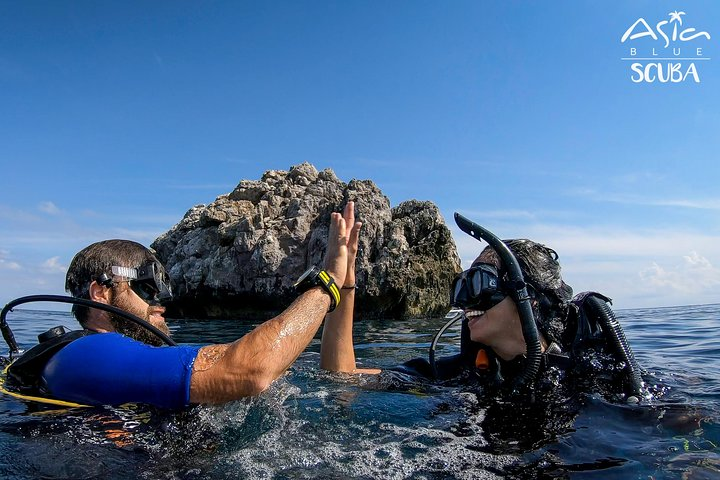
[
  {"x1": 348, "y1": 221, "x2": 362, "y2": 256},
  {"x1": 323, "y1": 203, "x2": 361, "y2": 288},
  {"x1": 343, "y1": 201, "x2": 361, "y2": 252},
  {"x1": 343, "y1": 220, "x2": 361, "y2": 288},
  {"x1": 343, "y1": 201, "x2": 355, "y2": 230},
  {"x1": 324, "y1": 212, "x2": 348, "y2": 285},
  {"x1": 328, "y1": 212, "x2": 347, "y2": 243}
]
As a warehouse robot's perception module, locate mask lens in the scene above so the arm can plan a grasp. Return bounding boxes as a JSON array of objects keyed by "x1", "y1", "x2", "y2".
[
  {"x1": 450, "y1": 264, "x2": 504, "y2": 309},
  {"x1": 451, "y1": 277, "x2": 464, "y2": 302},
  {"x1": 138, "y1": 262, "x2": 173, "y2": 304},
  {"x1": 130, "y1": 280, "x2": 160, "y2": 303},
  {"x1": 468, "y1": 269, "x2": 485, "y2": 297},
  {"x1": 154, "y1": 273, "x2": 173, "y2": 303}
]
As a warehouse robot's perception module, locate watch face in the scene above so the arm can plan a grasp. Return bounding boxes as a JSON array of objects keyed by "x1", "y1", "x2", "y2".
[{"x1": 294, "y1": 266, "x2": 318, "y2": 288}]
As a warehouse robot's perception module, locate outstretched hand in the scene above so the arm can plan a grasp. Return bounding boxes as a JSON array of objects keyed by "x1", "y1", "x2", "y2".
[
  {"x1": 342, "y1": 201, "x2": 362, "y2": 288},
  {"x1": 323, "y1": 212, "x2": 348, "y2": 288}
]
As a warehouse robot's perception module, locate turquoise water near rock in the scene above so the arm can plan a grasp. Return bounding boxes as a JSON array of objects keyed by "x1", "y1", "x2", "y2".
[{"x1": 1, "y1": 305, "x2": 719, "y2": 479}]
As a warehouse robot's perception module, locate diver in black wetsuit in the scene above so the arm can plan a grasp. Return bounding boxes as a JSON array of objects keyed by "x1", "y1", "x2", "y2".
[{"x1": 319, "y1": 212, "x2": 643, "y2": 451}]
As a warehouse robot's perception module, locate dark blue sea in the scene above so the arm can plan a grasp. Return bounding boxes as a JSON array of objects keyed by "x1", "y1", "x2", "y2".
[{"x1": 1, "y1": 304, "x2": 718, "y2": 479}]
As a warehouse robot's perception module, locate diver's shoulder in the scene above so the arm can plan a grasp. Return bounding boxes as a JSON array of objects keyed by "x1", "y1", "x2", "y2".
[{"x1": 59, "y1": 332, "x2": 154, "y2": 354}]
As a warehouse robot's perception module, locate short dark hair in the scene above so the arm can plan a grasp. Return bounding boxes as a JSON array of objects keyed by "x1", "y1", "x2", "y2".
[
  {"x1": 65, "y1": 239, "x2": 161, "y2": 325},
  {"x1": 478, "y1": 239, "x2": 574, "y2": 346}
]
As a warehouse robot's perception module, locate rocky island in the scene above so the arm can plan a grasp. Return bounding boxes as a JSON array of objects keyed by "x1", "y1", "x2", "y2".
[{"x1": 152, "y1": 163, "x2": 461, "y2": 319}]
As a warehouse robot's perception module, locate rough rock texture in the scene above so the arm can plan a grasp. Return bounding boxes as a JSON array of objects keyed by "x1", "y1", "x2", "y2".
[{"x1": 152, "y1": 163, "x2": 461, "y2": 319}]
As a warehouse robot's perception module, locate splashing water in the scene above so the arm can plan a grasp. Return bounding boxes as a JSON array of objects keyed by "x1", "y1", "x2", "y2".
[{"x1": 1, "y1": 306, "x2": 719, "y2": 479}]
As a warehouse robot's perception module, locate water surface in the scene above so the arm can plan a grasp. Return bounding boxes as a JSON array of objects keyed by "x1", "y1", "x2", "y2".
[{"x1": 1, "y1": 304, "x2": 718, "y2": 479}]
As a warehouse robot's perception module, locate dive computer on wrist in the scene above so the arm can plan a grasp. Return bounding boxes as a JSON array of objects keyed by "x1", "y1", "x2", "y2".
[{"x1": 293, "y1": 266, "x2": 340, "y2": 312}]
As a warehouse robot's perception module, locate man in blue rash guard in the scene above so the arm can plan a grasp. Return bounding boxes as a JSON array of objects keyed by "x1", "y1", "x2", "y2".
[{"x1": 40, "y1": 207, "x2": 354, "y2": 409}]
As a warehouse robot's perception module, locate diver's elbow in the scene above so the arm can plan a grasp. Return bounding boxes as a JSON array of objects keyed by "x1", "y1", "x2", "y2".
[{"x1": 246, "y1": 374, "x2": 274, "y2": 396}]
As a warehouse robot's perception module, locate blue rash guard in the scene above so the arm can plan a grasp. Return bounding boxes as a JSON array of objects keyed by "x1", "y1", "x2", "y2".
[{"x1": 42, "y1": 333, "x2": 201, "y2": 409}]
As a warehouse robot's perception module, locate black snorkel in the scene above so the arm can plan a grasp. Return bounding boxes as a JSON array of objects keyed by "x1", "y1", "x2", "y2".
[
  {"x1": 453, "y1": 213, "x2": 542, "y2": 391},
  {"x1": 1, "y1": 295, "x2": 177, "y2": 359}
]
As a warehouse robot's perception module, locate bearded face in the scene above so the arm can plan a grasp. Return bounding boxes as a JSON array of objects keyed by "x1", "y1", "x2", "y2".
[{"x1": 109, "y1": 283, "x2": 171, "y2": 347}]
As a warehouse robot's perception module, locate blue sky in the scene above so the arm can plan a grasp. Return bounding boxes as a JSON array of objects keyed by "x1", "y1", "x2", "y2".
[{"x1": 1, "y1": 1, "x2": 719, "y2": 310}]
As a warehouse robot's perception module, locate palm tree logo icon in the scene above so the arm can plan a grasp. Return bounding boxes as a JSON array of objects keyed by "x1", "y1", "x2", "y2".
[
  {"x1": 668, "y1": 11, "x2": 686, "y2": 25},
  {"x1": 666, "y1": 11, "x2": 688, "y2": 47}
]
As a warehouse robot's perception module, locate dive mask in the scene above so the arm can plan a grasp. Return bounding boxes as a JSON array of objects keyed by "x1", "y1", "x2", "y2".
[
  {"x1": 110, "y1": 263, "x2": 173, "y2": 305},
  {"x1": 450, "y1": 263, "x2": 507, "y2": 310}
]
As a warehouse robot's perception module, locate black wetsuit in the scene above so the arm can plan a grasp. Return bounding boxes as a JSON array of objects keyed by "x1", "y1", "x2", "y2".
[{"x1": 390, "y1": 292, "x2": 637, "y2": 452}]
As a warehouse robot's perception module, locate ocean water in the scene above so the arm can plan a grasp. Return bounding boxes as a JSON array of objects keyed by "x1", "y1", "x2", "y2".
[{"x1": 0, "y1": 304, "x2": 718, "y2": 479}]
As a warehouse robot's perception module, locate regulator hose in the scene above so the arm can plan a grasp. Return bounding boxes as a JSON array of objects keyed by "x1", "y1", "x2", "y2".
[
  {"x1": 429, "y1": 309, "x2": 464, "y2": 379},
  {"x1": 1, "y1": 295, "x2": 177, "y2": 358},
  {"x1": 454, "y1": 213, "x2": 542, "y2": 390},
  {"x1": 584, "y1": 295, "x2": 643, "y2": 396}
]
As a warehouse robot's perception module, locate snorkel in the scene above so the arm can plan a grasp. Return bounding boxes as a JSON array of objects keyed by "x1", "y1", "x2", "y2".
[{"x1": 453, "y1": 213, "x2": 542, "y2": 391}]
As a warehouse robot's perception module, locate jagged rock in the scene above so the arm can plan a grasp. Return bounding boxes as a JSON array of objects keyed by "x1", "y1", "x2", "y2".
[{"x1": 152, "y1": 163, "x2": 461, "y2": 319}]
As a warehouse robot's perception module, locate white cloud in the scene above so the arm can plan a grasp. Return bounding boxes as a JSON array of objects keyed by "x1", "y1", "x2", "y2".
[
  {"x1": 566, "y1": 189, "x2": 720, "y2": 211},
  {"x1": 0, "y1": 250, "x2": 22, "y2": 271},
  {"x1": 639, "y1": 252, "x2": 720, "y2": 293},
  {"x1": 41, "y1": 256, "x2": 66, "y2": 273},
  {"x1": 0, "y1": 259, "x2": 21, "y2": 271},
  {"x1": 653, "y1": 198, "x2": 720, "y2": 210},
  {"x1": 38, "y1": 201, "x2": 61, "y2": 215},
  {"x1": 459, "y1": 209, "x2": 536, "y2": 220},
  {"x1": 111, "y1": 228, "x2": 167, "y2": 243},
  {"x1": 612, "y1": 171, "x2": 667, "y2": 184},
  {"x1": 516, "y1": 225, "x2": 719, "y2": 259},
  {"x1": 451, "y1": 223, "x2": 720, "y2": 309},
  {"x1": 0, "y1": 204, "x2": 41, "y2": 222},
  {"x1": 454, "y1": 208, "x2": 577, "y2": 223}
]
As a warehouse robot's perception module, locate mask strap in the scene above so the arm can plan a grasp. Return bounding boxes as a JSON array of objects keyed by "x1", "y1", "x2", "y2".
[
  {"x1": 96, "y1": 273, "x2": 114, "y2": 288},
  {"x1": 111, "y1": 266, "x2": 138, "y2": 279}
]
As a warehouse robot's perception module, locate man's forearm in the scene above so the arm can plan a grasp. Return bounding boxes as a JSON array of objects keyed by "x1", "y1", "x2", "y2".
[{"x1": 189, "y1": 287, "x2": 331, "y2": 403}]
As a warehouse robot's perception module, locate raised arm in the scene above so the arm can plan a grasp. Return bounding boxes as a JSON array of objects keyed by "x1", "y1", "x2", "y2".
[
  {"x1": 188, "y1": 211, "x2": 349, "y2": 403},
  {"x1": 320, "y1": 202, "x2": 381, "y2": 374}
]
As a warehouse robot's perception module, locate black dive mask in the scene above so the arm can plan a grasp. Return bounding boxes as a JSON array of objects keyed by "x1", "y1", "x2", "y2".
[
  {"x1": 110, "y1": 263, "x2": 173, "y2": 306},
  {"x1": 450, "y1": 263, "x2": 507, "y2": 310}
]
